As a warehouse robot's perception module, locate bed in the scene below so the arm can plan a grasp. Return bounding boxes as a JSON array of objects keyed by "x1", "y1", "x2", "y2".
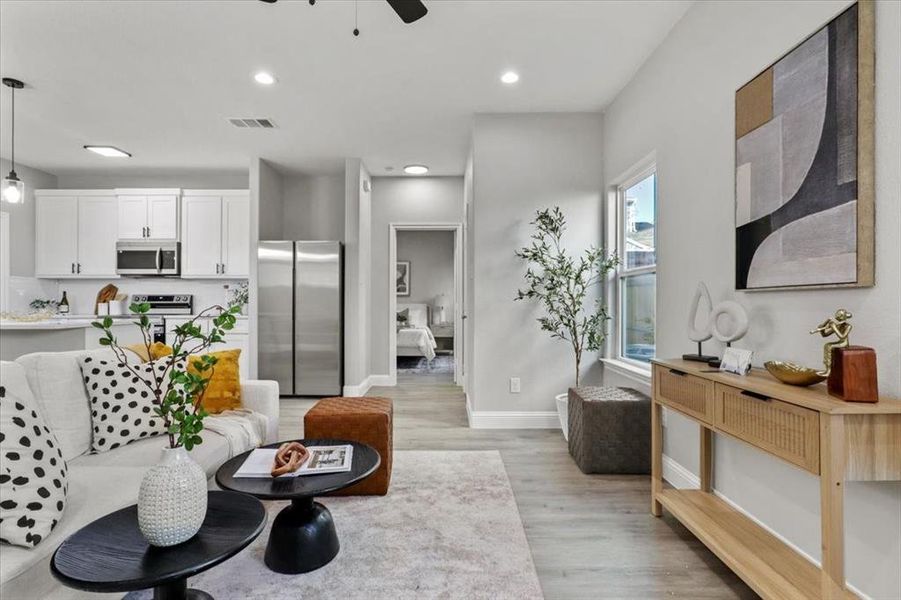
[{"x1": 396, "y1": 303, "x2": 437, "y2": 361}]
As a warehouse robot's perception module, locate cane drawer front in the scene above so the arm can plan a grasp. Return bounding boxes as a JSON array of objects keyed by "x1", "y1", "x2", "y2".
[
  {"x1": 655, "y1": 367, "x2": 715, "y2": 424},
  {"x1": 715, "y1": 383, "x2": 820, "y2": 474}
]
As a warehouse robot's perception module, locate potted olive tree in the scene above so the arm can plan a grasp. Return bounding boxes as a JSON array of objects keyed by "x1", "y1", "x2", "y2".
[
  {"x1": 93, "y1": 301, "x2": 241, "y2": 546},
  {"x1": 515, "y1": 207, "x2": 618, "y2": 439}
]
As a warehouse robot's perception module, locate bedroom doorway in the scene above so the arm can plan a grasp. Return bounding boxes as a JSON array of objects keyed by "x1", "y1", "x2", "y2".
[{"x1": 388, "y1": 224, "x2": 463, "y2": 386}]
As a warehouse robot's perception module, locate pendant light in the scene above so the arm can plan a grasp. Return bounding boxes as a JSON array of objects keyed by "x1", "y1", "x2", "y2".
[{"x1": 2, "y1": 78, "x2": 26, "y2": 204}]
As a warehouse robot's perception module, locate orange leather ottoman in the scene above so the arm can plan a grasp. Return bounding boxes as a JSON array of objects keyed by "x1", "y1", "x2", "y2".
[{"x1": 303, "y1": 397, "x2": 393, "y2": 496}]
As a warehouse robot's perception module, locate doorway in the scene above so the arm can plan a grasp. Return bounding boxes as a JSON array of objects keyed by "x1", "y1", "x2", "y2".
[{"x1": 388, "y1": 224, "x2": 463, "y2": 385}]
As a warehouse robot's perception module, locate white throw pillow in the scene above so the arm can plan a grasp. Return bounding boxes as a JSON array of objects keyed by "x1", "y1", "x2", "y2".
[
  {"x1": 15, "y1": 348, "x2": 117, "y2": 461},
  {"x1": 0, "y1": 361, "x2": 69, "y2": 548},
  {"x1": 79, "y1": 357, "x2": 170, "y2": 453}
]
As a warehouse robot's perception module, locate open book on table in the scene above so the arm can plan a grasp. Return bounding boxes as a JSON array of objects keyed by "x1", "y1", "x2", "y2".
[{"x1": 233, "y1": 444, "x2": 354, "y2": 478}]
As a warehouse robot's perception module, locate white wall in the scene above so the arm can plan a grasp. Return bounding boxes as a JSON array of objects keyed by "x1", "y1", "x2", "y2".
[
  {"x1": 601, "y1": 1, "x2": 901, "y2": 597},
  {"x1": 282, "y1": 173, "x2": 345, "y2": 241},
  {"x1": 470, "y1": 113, "x2": 605, "y2": 415},
  {"x1": 369, "y1": 176, "x2": 464, "y2": 377},
  {"x1": 55, "y1": 170, "x2": 247, "y2": 190},
  {"x1": 257, "y1": 159, "x2": 284, "y2": 241},
  {"x1": 343, "y1": 159, "x2": 372, "y2": 392},
  {"x1": 0, "y1": 158, "x2": 57, "y2": 276},
  {"x1": 463, "y1": 154, "x2": 474, "y2": 395},
  {"x1": 396, "y1": 230, "x2": 455, "y2": 322}
]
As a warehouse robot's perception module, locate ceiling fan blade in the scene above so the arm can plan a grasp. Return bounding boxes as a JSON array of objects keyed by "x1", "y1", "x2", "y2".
[{"x1": 385, "y1": 0, "x2": 428, "y2": 24}]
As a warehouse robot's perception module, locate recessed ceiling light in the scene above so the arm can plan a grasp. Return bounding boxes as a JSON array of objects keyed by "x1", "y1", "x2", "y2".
[
  {"x1": 500, "y1": 70, "x2": 520, "y2": 84},
  {"x1": 84, "y1": 145, "x2": 131, "y2": 158},
  {"x1": 404, "y1": 165, "x2": 428, "y2": 175},
  {"x1": 254, "y1": 71, "x2": 276, "y2": 85}
]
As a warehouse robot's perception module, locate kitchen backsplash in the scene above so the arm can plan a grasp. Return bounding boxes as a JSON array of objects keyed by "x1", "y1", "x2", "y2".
[{"x1": 12, "y1": 277, "x2": 248, "y2": 316}]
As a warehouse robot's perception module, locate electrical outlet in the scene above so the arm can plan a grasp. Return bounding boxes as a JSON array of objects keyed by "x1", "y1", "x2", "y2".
[{"x1": 509, "y1": 377, "x2": 521, "y2": 393}]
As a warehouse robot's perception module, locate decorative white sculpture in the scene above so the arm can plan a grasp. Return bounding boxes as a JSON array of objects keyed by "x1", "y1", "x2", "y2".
[
  {"x1": 684, "y1": 282, "x2": 749, "y2": 362},
  {"x1": 683, "y1": 282, "x2": 718, "y2": 362},
  {"x1": 710, "y1": 300, "x2": 749, "y2": 345}
]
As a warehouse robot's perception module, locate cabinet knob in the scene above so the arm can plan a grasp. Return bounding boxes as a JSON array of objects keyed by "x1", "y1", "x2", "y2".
[
  {"x1": 221, "y1": 263, "x2": 226, "y2": 274},
  {"x1": 71, "y1": 262, "x2": 75, "y2": 274},
  {"x1": 216, "y1": 263, "x2": 220, "y2": 274},
  {"x1": 77, "y1": 263, "x2": 81, "y2": 274}
]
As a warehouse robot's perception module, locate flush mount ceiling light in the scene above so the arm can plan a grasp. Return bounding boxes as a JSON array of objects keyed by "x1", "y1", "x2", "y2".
[
  {"x1": 404, "y1": 165, "x2": 428, "y2": 175},
  {"x1": 254, "y1": 71, "x2": 276, "y2": 85},
  {"x1": 84, "y1": 145, "x2": 132, "y2": 158},
  {"x1": 500, "y1": 70, "x2": 520, "y2": 84},
  {"x1": 501, "y1": 71, "x2": 519, "y2": 85},
  {"x1": 2, "y1": 77, "x2": 26, "y2": 204}
]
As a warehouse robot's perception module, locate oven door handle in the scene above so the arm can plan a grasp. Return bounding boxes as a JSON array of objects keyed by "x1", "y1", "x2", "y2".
[{"x1": 155, "y1": 247, "x2": 162, "y2": 272}]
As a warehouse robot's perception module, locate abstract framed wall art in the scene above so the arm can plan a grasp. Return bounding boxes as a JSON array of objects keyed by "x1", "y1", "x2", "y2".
[{"x1": 735, "y1": 1, "x2": 874, "y2": 291}]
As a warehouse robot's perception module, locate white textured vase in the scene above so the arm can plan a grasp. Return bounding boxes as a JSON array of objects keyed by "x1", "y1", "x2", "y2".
[
  {"x1": 555, "y1": 393, "x2": 569, "y2": 441},
  {"x1": 138, "y1": 446, "x2": 207, "y2": 547}
]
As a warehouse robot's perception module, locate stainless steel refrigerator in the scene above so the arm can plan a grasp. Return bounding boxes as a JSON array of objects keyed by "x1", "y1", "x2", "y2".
[{"x1": 258, "y1": 241, "x2": 343, "y2": 396}]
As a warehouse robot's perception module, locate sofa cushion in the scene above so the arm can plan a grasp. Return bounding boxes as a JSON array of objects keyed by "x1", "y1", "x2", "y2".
[
  {"x1": 70, "y1": 429, "x2": 233, "y2": 479},
  {"x1": 0, "y1": 465, "x2": 145, "y2": 597},
  {"x1": 15, "y1": 349, "x2": 116, "y2": 461},
  {"x1": 0, "y1": 362, "x2": 69, "y2": 548},
  {"x1": 79, "y1": 357, "x2": 172, "y2": 453}
]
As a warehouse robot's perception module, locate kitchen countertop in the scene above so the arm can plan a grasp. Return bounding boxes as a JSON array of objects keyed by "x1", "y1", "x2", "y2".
[{"x1": 1, "y1": 314, "x2": 247, "y2": 331}]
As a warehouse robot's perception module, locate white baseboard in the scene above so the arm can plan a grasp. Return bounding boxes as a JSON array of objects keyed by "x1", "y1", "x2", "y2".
[
  {"x1": 660, "y1": 454, "x2": 872, "y2": 600},
  {"x1": 342, "y1": 376, "x2": 372, "y2": 397},
  {"x1": 468, "y1": 409, "x2": 560, "y2": 429},
  {"x1": 369, "y1": 374, "x2": 396, "y2": 387}
]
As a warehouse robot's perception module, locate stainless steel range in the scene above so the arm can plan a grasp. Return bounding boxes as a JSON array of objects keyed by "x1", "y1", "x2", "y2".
[
  {"x1": 127, "y1": 295, "x2": 193, "y2": 343},
  {"x1": 130, "y1": 295, "x2": 193, "y2": 315}
]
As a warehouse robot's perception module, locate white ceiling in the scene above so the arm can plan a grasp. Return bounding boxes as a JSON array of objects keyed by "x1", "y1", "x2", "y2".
[{"x1": 0, "y1": 0, "x2": 691, "y2": 178}]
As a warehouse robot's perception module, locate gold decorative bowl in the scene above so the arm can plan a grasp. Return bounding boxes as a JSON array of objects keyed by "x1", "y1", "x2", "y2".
[{"x1": 764, "y1": 361, "x2": 826, "y2": 387}]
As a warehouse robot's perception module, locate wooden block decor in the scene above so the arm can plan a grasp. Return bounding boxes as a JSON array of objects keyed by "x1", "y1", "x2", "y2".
[{"x1": 828, "y1": 346, "x2": 878, "y2": 403}]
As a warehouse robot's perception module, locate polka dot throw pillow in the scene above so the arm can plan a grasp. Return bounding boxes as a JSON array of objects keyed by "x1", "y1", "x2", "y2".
[
  {"x1": 78, "y1": 356, "x2": 173, "y2": 453},
  {"x1": 0, "y1": 362, "x2": 69, "y2": 548}
]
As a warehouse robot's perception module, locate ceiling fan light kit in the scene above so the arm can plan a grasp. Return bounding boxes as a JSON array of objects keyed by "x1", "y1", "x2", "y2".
[{"x1": 2, "y1": 77, "x2": 26, "y2": 204}]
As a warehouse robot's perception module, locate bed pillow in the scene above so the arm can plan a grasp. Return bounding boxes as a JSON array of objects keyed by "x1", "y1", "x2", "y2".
[
  {"x1": 0, "y1": 361, "x2": 68, "y2": 548},
  {"x1": 78, "y1": 356, "x2": 170, "y2": 453},
  {"x1": 396, "y1": 309, "x2": 410, "y2": 330}
]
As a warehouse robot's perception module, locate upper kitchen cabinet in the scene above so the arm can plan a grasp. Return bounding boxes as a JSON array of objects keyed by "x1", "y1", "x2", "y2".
[
  {"x1": 181, "y1": 190, "x2": 249, "y2": 278},
  {"x1": 35, "y1": 190, "x2": 119, "y2": 278},
  {"x1": 116, "y1": 189, "x2": 180, "y2": 240}
]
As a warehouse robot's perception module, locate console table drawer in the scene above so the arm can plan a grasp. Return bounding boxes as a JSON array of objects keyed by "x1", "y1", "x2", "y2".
[
  {"x1": 715, "y1": 383, "x2": 820, "y2": 474},
  {"x1": 655, "y1": 367, "x2": 715, "y2": 424}
]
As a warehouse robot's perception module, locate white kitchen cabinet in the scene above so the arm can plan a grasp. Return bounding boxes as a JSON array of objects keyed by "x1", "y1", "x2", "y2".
[
  {"x1": 117, "y1": 190, "x2": 179, "y2": 240},
  {"x1": 35, "y1": 191, "x2": 119, "y2": 278},
  {"x1": 181, "y1": 191, "x2": 249, "y2": 278},
  {"x1": 35, "y1": 195, "x2": 79, "y2": 277},
  {"x1": 76, "y1": 196, "x2": 119, "y2": 276}
]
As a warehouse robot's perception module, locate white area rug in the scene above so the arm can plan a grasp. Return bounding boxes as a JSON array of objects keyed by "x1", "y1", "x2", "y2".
[{"x1": 132, "y1": 451, "x2": 543, "y2": 600}]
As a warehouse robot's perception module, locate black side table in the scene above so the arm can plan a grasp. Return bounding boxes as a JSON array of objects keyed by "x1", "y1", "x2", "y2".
[
  {"x1": 51, "y1": 490, "x2": 266, "y2": 600},
  {"x1": 216, "y1": 439, "x2": 380, "y2": 575}
]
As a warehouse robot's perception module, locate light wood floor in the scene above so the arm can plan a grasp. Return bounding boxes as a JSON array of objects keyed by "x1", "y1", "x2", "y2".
[{"x1": 280, "y1": 372, "x2": 758, "y2": 599}]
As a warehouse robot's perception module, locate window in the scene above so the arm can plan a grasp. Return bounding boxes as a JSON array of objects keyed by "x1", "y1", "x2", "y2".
[{"x1": 614, "y1": 167, "x2": 656, "y2": 364}]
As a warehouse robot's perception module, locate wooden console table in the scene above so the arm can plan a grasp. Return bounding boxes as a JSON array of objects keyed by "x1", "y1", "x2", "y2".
[{"x1": 650, "y1": 358, "x2": 901, "y2": 600}]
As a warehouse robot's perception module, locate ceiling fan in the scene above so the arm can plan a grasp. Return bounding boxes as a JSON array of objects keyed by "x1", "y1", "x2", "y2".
[{"x1": 260, "y1": 0, "x2": 428, "y2": 26}]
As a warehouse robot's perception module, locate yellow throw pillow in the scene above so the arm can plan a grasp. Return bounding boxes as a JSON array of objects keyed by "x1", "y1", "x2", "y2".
[
  {"x1": 124, "y1": 342, "x2": 173, "y2": 363},
  {"x1": 188, "y1": 349, "x2": 242, "y2": 414}
]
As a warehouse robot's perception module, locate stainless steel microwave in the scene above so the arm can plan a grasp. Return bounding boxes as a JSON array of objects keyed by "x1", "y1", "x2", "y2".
[{"x1": 116, "y1": 241, "x2": 180, "y2": 276}]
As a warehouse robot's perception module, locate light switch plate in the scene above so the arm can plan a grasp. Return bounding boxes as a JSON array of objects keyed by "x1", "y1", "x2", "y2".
[{"x1": 509, "y1": 377, "x2": 521, "y2": 393}]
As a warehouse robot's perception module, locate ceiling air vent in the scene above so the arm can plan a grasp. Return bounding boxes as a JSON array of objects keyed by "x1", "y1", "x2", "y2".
[{"x1": 228, "y1": 118, "x2": 276, "y2": 129}]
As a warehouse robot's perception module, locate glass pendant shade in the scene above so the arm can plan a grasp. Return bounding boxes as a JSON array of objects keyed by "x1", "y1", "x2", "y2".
[{"x1": 2, "y1": 171, "x2": 24, "y2": 204}]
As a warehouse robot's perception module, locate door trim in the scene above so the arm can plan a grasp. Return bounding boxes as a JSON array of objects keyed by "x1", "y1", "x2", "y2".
[{"x1": 388, "y1": 223, "x2": 464, "y2": 386}]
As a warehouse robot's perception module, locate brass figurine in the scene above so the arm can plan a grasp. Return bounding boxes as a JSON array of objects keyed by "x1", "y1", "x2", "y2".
[{"x1": 810, "y1": 309, "x2": 853, "y2": 376}]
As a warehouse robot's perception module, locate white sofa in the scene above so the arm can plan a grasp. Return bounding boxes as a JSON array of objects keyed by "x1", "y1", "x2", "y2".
[{"x1": 0, "y1": 349, "x2": 280, "y2": 600}]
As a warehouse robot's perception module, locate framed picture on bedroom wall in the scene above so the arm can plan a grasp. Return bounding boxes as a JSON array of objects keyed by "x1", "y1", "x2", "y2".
[
  {"x1": 396, "y1": 261, "x2": 411, "y2": 297},
  {"x1": 734, "y1": 0, "x2": 874, "y2": 291}
]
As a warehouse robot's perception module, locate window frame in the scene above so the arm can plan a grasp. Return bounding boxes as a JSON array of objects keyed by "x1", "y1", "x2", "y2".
[{"x1": 610, "y1": 161, "x2": 657, "y2": 369}]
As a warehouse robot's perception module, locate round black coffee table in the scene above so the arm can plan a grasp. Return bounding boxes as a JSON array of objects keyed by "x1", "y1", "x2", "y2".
[
  {"x1": 51, "y1": 490, "x2": 265, "y2": 600},
  {"x1": 215, "y1": 438, "x2": 380, "y2": 575}
]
